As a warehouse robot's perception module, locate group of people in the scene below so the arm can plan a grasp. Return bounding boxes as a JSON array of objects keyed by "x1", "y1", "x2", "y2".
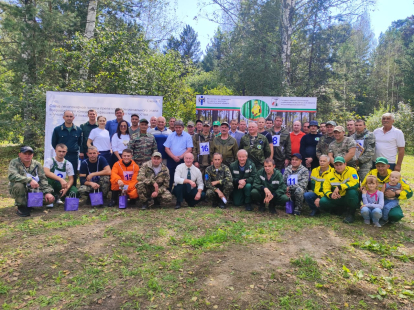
[{"x1": 8, "y1": 108, "x2": 412, "y2": 227}]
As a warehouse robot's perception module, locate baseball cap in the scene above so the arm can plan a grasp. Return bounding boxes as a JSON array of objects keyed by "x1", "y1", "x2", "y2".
[
  {"x1": 203, "y1": 121, "x2": 210, "y2": 127},
  {"x1": 221, "y1": 121, "x2": 229, "y2": 127},
  {"x1": 140, "y1": 118, "x2": 148, "y2": 123},
  {"x1": 131, "y1": 114, "x2": 139, "y2": 118},
  {"x1": 196, "y1": 119, "x2": 203, "y2": 124},
  {"x1": 187, "y1": 121, "x2": 195, "y2": 127},
  {"x1": 309, "y1": 120, "x2": 319, "y2": 127},
  {"x1": 213, "y1": 121, "x2": 221, "y2": 126},
  {"x1": 152, "y1": 151, "x2": 162, "y2": 158},
  {"x1": 20, "y1": 146, "x2": 34, "y2": 153},
  {"x1": 292, "y1": 153, "x2": 302, "y2": 160},
  {"x1": 334, "y1": 156, "x2": 345, "y2": 164},
  {"x1": 375, "y1": 157, "x2": 388, "y2": 165},
  {"x1": 326, "y1": 121, "x2": 337, "y2": 126},
  {"x1": 333, "y1": 126, "x2": 345, "y2": 132}
]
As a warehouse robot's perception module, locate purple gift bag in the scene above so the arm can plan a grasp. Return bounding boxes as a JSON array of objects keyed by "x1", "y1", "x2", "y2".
[
  {"x1": 89, "y1": 189, "x2": 103, "y2": 206},
  {"x1": 64, "y1": 193, "x2": 79, "y2": 211},
  {"x1": 285, "y1": 199, "x2": 294, "y2": 214},
  {"x1": 27, "y1": 189, "x2": 43, "y2": 208},
  {"x1": 119, "y1": 195, "x2": 127, "y2": 209}
]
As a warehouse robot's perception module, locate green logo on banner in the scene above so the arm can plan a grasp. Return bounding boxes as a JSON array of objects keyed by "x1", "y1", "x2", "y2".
[{"x1": 241, "y1": 99, "x2": 270, "y2": 120}]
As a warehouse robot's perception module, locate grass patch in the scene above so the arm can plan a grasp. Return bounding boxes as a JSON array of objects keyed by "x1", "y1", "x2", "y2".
[{"x1": 291, "y1": 255, "x2": 322, "y2": 282}]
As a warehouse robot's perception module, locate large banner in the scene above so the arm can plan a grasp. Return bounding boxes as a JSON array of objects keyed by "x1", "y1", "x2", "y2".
[
  {"x1": 44, "y1": 91, "x2": 163, "y2": 161},
  {"x1": 196, "y1": 95, "x2": 317, "y2": 130}
]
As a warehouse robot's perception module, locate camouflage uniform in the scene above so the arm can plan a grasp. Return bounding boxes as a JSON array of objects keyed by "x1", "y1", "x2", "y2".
[
  {"x1": 136, "y1": 160, "x2": 172, "y2": 205},
  {"x1": 205, "y1": 164, "x2": 233, "y2": 206},
  {"x1": 8, "y1": 158, "x2": 54, "y2": 207},
  {"x1": 193, "y1": 132, "x2": 215, "y2": 175},
  {"x1": 209, "y1": 136, "x2": 239, "y2": 167},
  {"x1": 316, "y1": 134, "x2": 335, "y2": 158},
  {"x1": 78, "y1": 176, "x2": 110, "y2": 199},
  {"x1": 128, "y1": 132, "x2": 157, "y2": 166},
  {"x1": 229, "y1": 159, "x2": 257, "y2": 206},
  {"x1": 239, "y1": 134, "x2": 271, "y2": 169},
  {"x1": 268, "y1": 127, "x2": 291, "y2": 170},
  {"x1": 350, "y1": 129, "x2": 376, "y2": 181},
  {"x1": 283, "y1": 164, "x2": 309, "y2": 214},
  {"x1": 328, "y1": 137, "x2": 357, "y2": 163}
]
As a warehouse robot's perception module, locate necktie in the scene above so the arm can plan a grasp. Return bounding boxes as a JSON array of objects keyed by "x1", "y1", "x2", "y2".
[{"x1": 187, "y1": 168, "x2": 191, "y2": 180}]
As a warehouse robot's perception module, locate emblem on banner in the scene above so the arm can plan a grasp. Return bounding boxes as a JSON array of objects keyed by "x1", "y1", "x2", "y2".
[
  {"x1": 198, "y1": 95, "x2": 205, "y2": 106},
  {"x1": 241, "y1": 99, "x2": 270, "y2": 120}
]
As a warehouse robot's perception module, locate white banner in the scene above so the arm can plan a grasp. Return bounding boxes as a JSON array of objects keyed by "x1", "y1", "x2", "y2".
[{"x1": 44, "y1": 91, "x2": 163, "y2": 162}]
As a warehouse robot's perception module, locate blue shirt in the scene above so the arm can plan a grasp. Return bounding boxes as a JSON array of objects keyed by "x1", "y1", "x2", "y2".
[
  {"x1": 105, "y1": 119, "x2": 130, "y2": 141},
  {"x1": 163, "y1": 131, "x2": 193, "y2": 156},
  {"x1": 79, "y1": 156, "x2": 109, "y2": 185}
]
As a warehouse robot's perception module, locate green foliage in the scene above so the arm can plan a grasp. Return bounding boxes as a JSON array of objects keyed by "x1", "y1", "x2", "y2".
[{"x1": 290, "y1": 255, "x2": 322, "y2": 281}]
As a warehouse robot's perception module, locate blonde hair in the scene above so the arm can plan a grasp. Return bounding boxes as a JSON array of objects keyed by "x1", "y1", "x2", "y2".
[
  {"x1": 366, "y1": 175, "x2": 378, "y2": 185},
  {"x1": 390, "y1": 171, "x2": 401, "y2": 179}
]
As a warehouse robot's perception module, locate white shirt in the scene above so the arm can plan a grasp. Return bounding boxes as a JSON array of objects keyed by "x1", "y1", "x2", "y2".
[
  {"x1": 111, "y1": 133, "x2": 130, "y2": 154},
  {"x1": 174, "y1": 163, "x2": 204, "y2": 190},
  {"x1": 44, "y1": 157, "x2": 75, "y2": 177},
  {"x1": 148, "y1": 127, "x2": 172, "y2": 135},
  {"x1": 89, "y1": 128, "x2": 111, "y2": 151},
  {"x1": 373, "y1": 126, "x2": 405, "y2": 163}
]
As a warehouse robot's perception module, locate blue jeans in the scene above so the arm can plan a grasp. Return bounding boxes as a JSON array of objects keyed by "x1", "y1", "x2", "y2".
[
  {"x1": 304, "y1": 192, "x2": 319, "y2": 210},
  {"x1": 361, "y1": 207, "x2": 382, "y2": 223},
  {"x1": 382, "y1": 199, "x2": 399, "y2": 221}
]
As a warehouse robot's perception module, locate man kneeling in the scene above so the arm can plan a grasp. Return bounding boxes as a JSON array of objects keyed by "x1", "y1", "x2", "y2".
[
  {"x1": 137, "y1": 152, "x2": 172, "y2": 210},
  {"x1": 251, "y1": 158, "x2": 289, "y2": 214},
  {"x1": 78, "y1": 146, "x2": 111, "y2": 206},
  {"x1": 205, "y1": 153, "x2": 233, "y2": 209},
  {"x1": 320, "y1": 156, "x2": 360, "y2": 223},
  {"x1": 109, "y1": 149, "x2": 139, "y2": 207}
]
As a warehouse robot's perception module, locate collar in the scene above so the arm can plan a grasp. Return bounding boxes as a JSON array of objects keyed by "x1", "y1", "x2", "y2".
[
  {"x1": 61, "y1": 123, "x2": 77, "y2": 130},
  {"x1": 54, "y1": 156, "x2": 65, "y2": 163},
  {"x1": 154, "y1": 127, "x2": 166, "y2": 131}
]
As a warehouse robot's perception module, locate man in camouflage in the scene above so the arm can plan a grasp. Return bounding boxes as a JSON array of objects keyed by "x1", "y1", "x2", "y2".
[
  {"x1": 316, "y1": 120, "x2": 336, "y2": 158},
  {"x1": 128, "y1": 118, "x2": 157, "y2": 166},
  {"x1": 229, "y1": 149, "x2": 257, "y2": 211},
  {"x1": 205, "y1": 153, "x2": 233, "y2": 209},
  {"x1": 283, "y1": 153, "x2": 309, "y2": 215},
  {"x1": 328, "y1": 126, "x2": 356, "y2": 165},
  {"x1": 137, "y1": 152, "x2": 172, "y2": 209},
  {"x1": 9, "y1": 146, "x2": 55, "y2": 217},
  {"x1": 209, "y1": 121, "x2": 239, "y2": 167},
  {"x1": 350, "y1": 119, "x2": 376, "y2": 181},
  {"x1": 268, "y1": 116, "x2": 291, "y2": 171},
  {"x1": 239, "y1": 122, "x2": 271, "y2": 169},
  {"x1": 193, "y1": 121, "x2": 215, "y2": 175}
]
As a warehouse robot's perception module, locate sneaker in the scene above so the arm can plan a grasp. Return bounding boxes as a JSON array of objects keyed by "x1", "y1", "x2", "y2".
[
  {"x1": 374, "y1": 222, "x2": 382, "y2": 228},
  {"x1": 309, "y1": 209, "x2": 320, "y2": 217},
  {"x1": 364, "y1": 219, "x2": 370, "y2": 225},
  {"x1": 56, "y1": 199, "x2": 64, "y2": 205},
  {"x1": 379, "y1": 219, "x2": 387, "y2": 226},
  {"x1": 343, "y1": 213, "x2": 355, "y2": 224},
  {"x1": 245, "y1": 203, "x2": 253, "y2": 211},
  {"x1": 46, "y1": 203, "x2": 54, "y2": 208},
  {"x1": 141, "y1": 204, "x2": 148, "y2": 210}
]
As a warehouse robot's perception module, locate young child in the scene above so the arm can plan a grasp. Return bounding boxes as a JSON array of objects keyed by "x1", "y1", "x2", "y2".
[
  {"x1": 381, "y1": 171, "x2": 403, "y2": 224},
  {"x1": 361, "y1": 176, "x2": 384, "y2": 227}
]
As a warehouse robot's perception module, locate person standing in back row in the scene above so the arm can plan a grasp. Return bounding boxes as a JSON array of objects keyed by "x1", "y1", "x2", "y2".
[
  {"x1": 257, "y1": 117, "x2": 274, "y2": 160},
  {"x1": 239, "y1": 122, "x2": 271, "y2": 169},
  {"x1": 128, "y1": 119, "x2": 157, "y2": 166},
  {"x1": 290, "y1": 121, "x2": 305, "y2": 155},
  {"x1": 210, "y1": 122, "x2": 239, "y2": 167},
  {"x1": 80, "y1": 109, "x2": 97, "y2": 160},
  {"x1": 269, "y1": 116, "x2": 291, "y2": 171},
  {"x1": 192, "y1": 121, "x2": 215, "y2": 175},
  {"x1": 105, "y1": 108, "x2": 130, "y2": 142},
  {"x1": 300, "y1": 120, "x2": 322, "y2": 171}
]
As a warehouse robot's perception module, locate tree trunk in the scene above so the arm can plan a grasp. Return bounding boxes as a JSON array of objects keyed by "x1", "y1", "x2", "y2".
[
  {"x1": 80, "y1": 0, "x2": 98, "y2": 79},
  {"x1": 281, "y1": 0, "x2": 296, "y2": 93}
]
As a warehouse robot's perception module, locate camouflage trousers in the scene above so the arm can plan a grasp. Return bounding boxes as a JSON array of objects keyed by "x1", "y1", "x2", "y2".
[
  {"x1": 136, "y1": 183, "x2": 172, "y2": 205},
  {"x1": 289, "y1": 187, "x2": 305, "y2": 213},
  {"x1": 78, "y1": 176, "x2": 110, "y2": 199},
  {"x1": 357, "y1": 163, "x2": 372, "y2": 183},
  {"x1": 206, "y1": 183, "x2": 233, "y2": 205},
  {"x1": 9, "y1": 183, "x2": 48, "y2": 207}
]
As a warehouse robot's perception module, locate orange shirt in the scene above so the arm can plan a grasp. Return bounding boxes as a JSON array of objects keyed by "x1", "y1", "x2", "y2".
[{"x1": 290, "y1": 131, "x2": 306, "y2": 155}]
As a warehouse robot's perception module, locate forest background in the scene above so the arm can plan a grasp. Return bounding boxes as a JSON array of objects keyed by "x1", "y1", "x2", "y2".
[{"x1": 0, "y1": 0, "x2": 414, "y2": 150}]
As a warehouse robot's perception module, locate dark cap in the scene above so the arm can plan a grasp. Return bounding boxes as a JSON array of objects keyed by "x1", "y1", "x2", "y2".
[
  {"x1": 292, "y1": 153, "x2": 302, "y2": 160},
  {"x1": 196, "y1": 119, "x2": 203, "y2": 124},
  {"x1": 221, "y1": 121, "x2": 230, "y2": 127},
  {"x1": 20, "y1": 146, "x2": 34, "y2": 153},
  {"x1": 309, "y1": 120, "x2": 319, "y2": 128},
  {"x1": 131, "y1": 114, "x2": 139, "y2": 118},
  {"x1": 140, "y1": 118, "x2": 148, "y2": 124}
]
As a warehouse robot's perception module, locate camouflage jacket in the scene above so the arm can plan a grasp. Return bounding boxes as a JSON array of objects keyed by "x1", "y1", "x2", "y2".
[
  {"x1": 209, "y1": 136, "x2": 239, "y2": 167},
  {"x1": 268, "y1": 127, "x2": 291, "y2": 162},
  {"x1": 229, "y1": 158, "x2": 257, "y2": 186},
  {"x1": 128, "y1": 132, "x2": 157, "y2": 166},
  {"x1": 192, "y1": 132, "x2": 215, "y2": 167},
  {"x1": 316, "y1": 134, "x2": 335, "y2": 158},
  {"x1": 350, "y1": 129, "x2": 376, "y2": 165},
  {"x1": 205, "y1": 164, "x2": 233, "y2": 191},
  {"x1": 137, "y1": 160, "x2": 170, "y2": 192},
  {"x1": 328, "y1": 137, "x2": 356, "y2": 161},
  {"x1": 283, "y1": 164, "x2": 309, "y2": 191},
  {"x1": 253, "y1": 168, "x2": 286, "y2": 197},
  {"x1": 8, "y1": 158, "x2": 53, "y2": 194},
  {"x1": 239, "y1": 133, "x2": 271, "y2": 167}
]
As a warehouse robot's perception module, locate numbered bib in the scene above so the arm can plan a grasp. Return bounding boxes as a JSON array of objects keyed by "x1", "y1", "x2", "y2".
[
  {"x1": 200, "y1": 142, "x2": 210, "y2": 155},
  {"x1": 287, "y1": 175, "x2": 298, "y2": 186},
  {"x1": 54, "y1": 170, "x2": 67, "y2": 179},
  {"x1": 123, "y1": 171, "x2": 133, "y2": 181},
  {"x1": 356, "y1": 140, "x2": 364, "y2": 148},
  {"x1": 26, "y1": 173, "x2": 39, "y2": 183},
  {"x1": 272, "y1": 135, "x2": 280, "y2": 146},
  {"x1": 122, "y1": 185, "x2": 129, "y2": 190}
]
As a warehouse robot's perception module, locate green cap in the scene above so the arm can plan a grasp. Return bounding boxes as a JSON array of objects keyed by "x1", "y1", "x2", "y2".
[
  {"x1": 140, "y1": 118, "x2": 148, "y2": 124},
  {"x1": 213, "y1": 121, "x2": 221, "y2": 126},
  {"x1": 375, "y1": 157, "x2": 388, "y2": 165},
  {"x1": 333, "y1": 156, "x2": 345, "y2": 164}
]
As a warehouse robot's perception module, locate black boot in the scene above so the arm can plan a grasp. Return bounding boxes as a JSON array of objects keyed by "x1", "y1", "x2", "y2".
[
  {"x1": 343, "y1": 210, "x2": 355, "y2": 224},
  {"x1": 108, "y1": 191, "x2": 119, "y2": 207},
  {"x1": 258, "y1": 203, "x2": 265, "y2": 212},
  {"x1": 175, "y1": 200, "x2": 181, "y2": 209},
  {"x1": 269, "y1": 203, "x2": 277, "y2": 215},
  {"x1": 219, "y1": 201, "x2": 226, "y2": 209},
  {"x1": 245, "y1": 203, "x2": 253, "y2": 211},
  {"x1": 16, "y1": 205, "x2": 30, "y2": 217}
]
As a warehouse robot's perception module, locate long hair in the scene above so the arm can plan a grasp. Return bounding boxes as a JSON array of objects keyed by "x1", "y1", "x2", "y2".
[{"x1": 116, "y1": 120, "x2": 129, "y2": 139}]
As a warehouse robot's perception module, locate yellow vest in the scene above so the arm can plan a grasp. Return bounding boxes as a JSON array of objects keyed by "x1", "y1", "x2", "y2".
[
  {"x1": 310, "y1": 166, "x2": 334, "y2": 198},
  {"x1": 323, "y1": 166, "x2": 359, "y2": 197}
]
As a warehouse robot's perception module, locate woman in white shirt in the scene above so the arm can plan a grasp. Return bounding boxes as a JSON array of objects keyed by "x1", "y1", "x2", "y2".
[
  {"x1": 111, "y1": 120, "x2": 130, "y2": 163},
  {"x1": 87, "y1": 116, "x2": 112, "y2": 164}
]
